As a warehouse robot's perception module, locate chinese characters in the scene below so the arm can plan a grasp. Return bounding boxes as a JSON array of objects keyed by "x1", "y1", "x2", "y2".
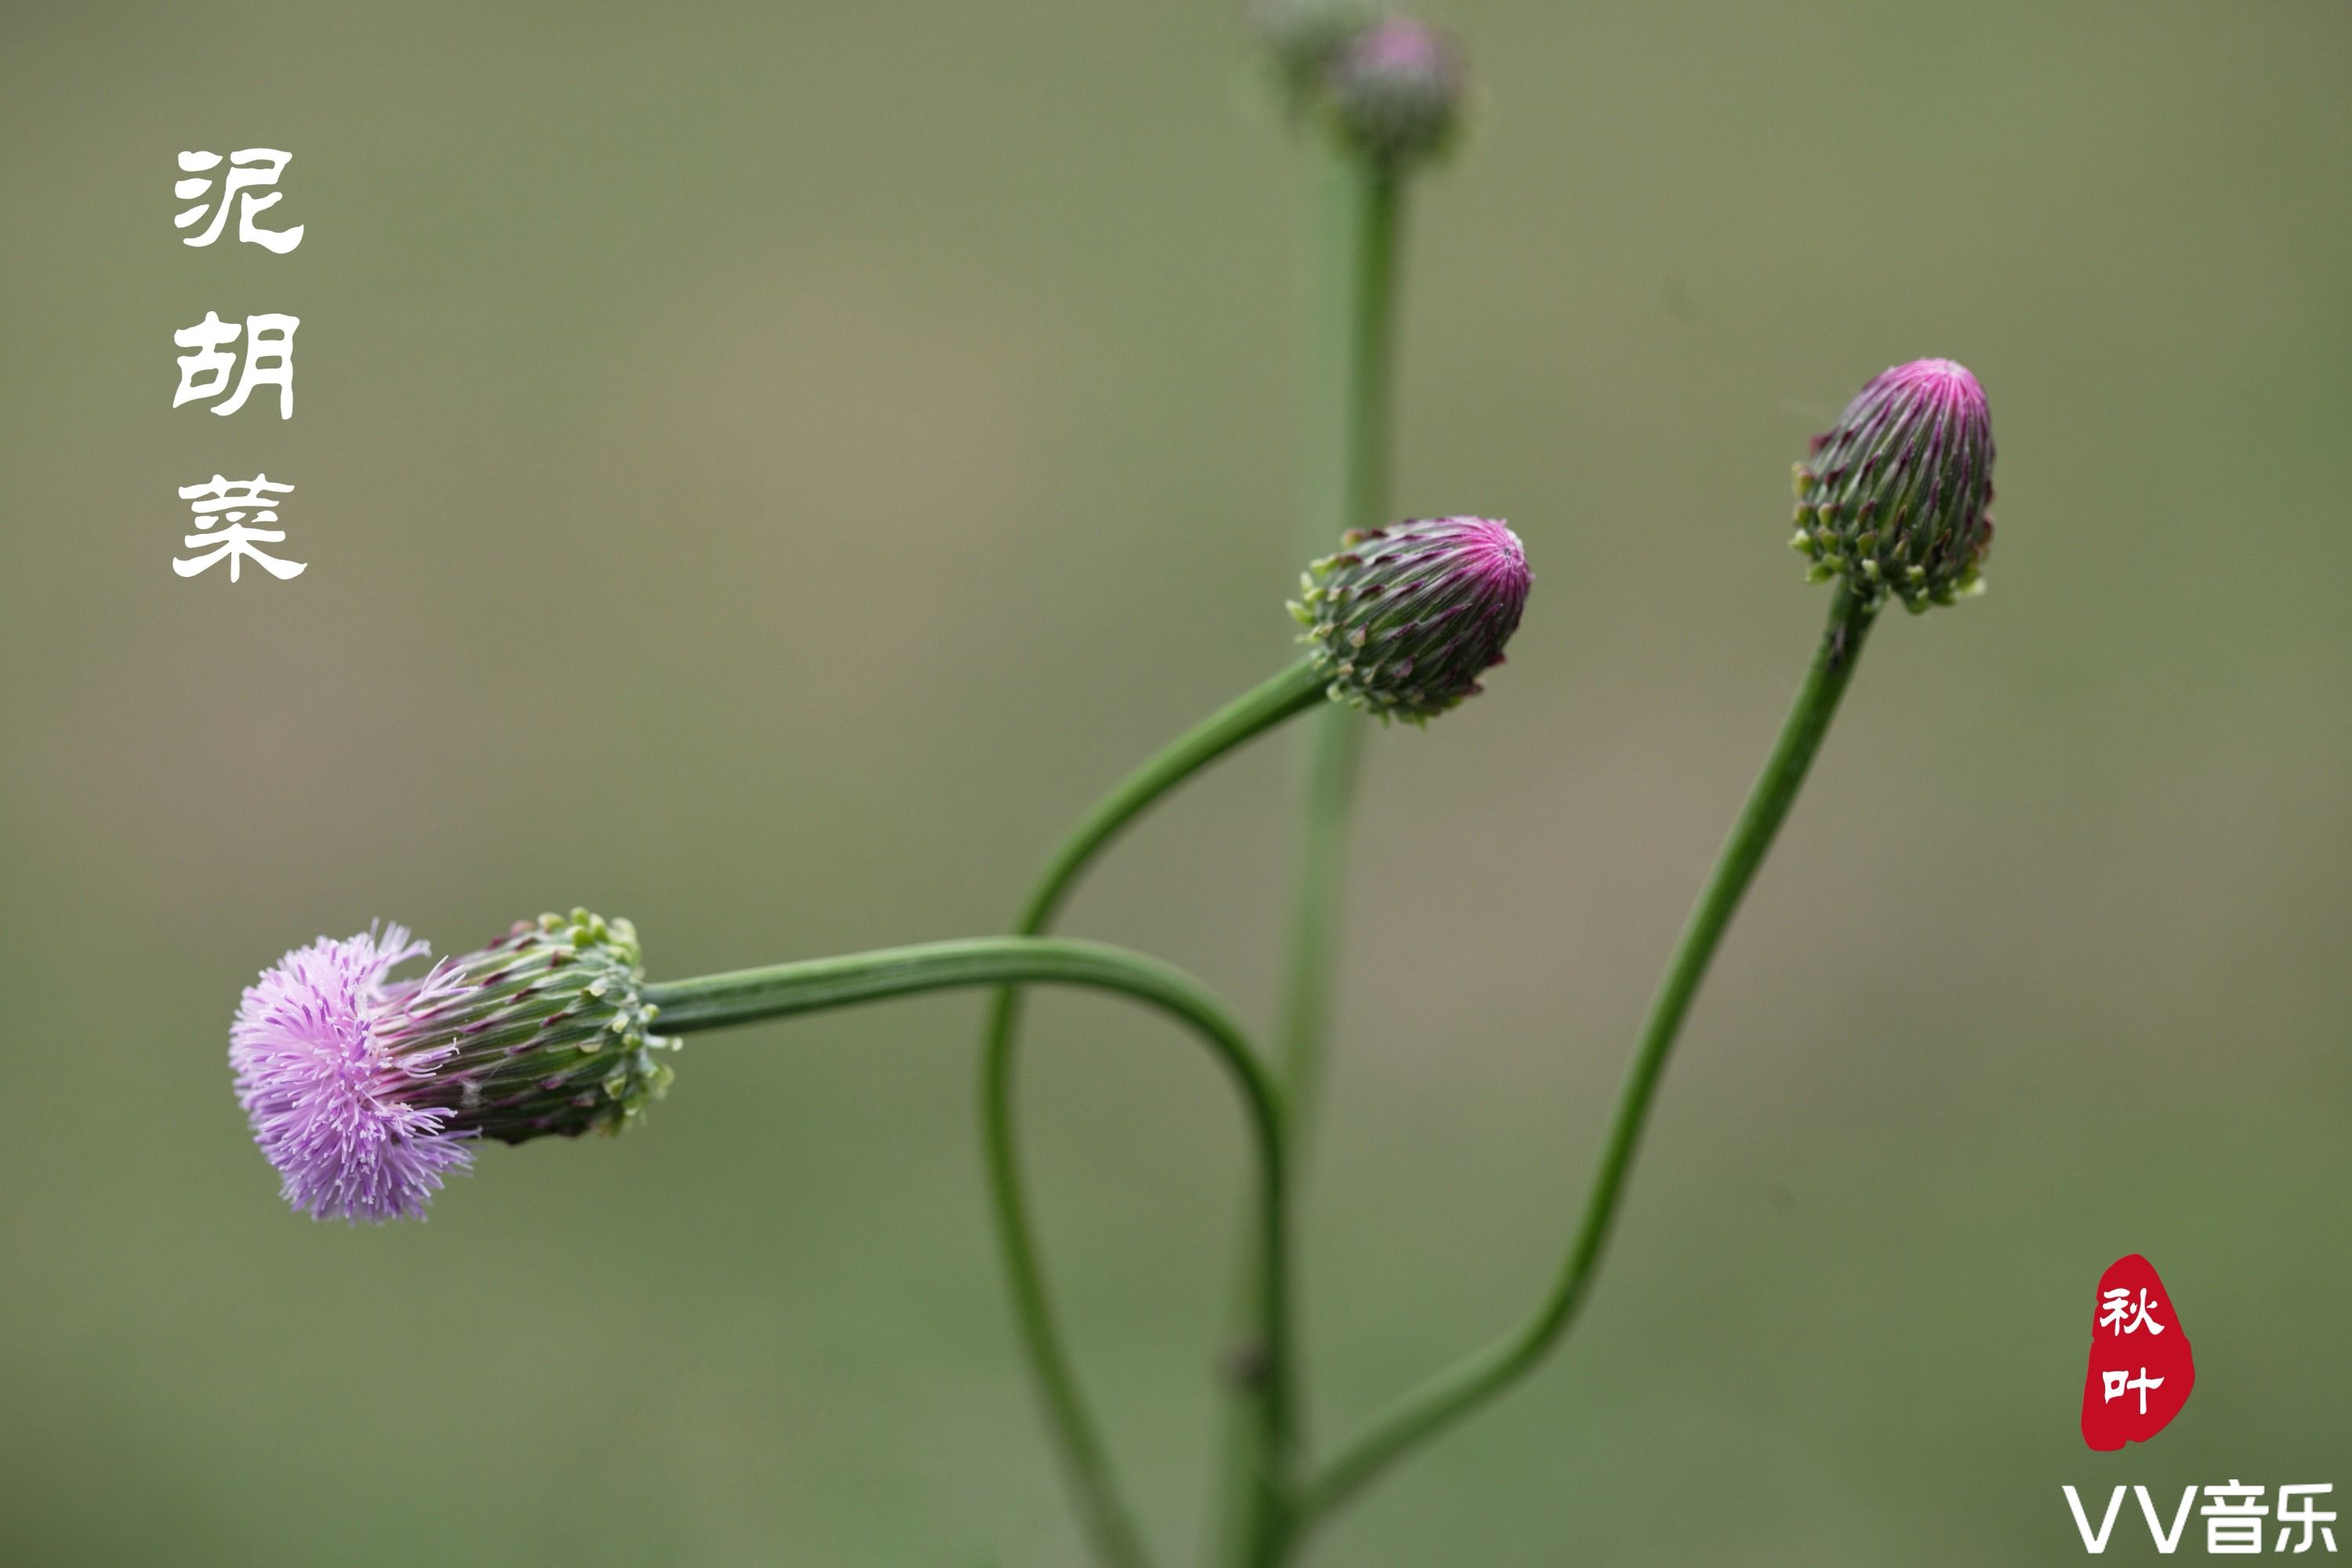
[
  {"x1": 172, "y1": 310, "x2": 299, "y2": 419},
  {"x1": 2082, "y1": 1254, "x2": 2196, "y2": 1450},
  {"x1": 175, "y1": 149, "x2": 303, "y2": 252},
  {"x1": 173, "y1": 475, "x2": 305, "y2": 582},
  {"x1": 2100, "y1": 1286, "x2": 2165, "y2": 1338},
  {"x1": 172, "y1": 147, "x2": 306, "y2": 581},
  {"x1": 2065, "y1": 1483, "x2": 2338, "y2": 1555}
]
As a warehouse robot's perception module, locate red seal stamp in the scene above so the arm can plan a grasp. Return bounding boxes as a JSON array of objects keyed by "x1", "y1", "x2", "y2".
[{"x1": 2080, "y1": 1253, "x2": 2194, "y2": 1450}]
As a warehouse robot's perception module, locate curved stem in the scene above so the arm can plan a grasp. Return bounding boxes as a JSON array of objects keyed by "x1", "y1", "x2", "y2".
[
  {"x1": 1301, "y1": 583, "x2": 1879, "y2": 1526},
  {"x1": 1013, "y1": 662, "x2": 1330, "y2": 938},
  {"x1": 972, "y1": 662, "x2": 1327, "y2": 1567},
  {"x1": 644, "y1": 935, "x2": 1292, "y2": 1567}
]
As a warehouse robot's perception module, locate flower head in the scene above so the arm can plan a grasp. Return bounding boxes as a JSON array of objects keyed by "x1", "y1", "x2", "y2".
[
  {"x1": 1253, "y1": 0, "x2": 1388, "y2": 111},
  {"x1": 1291, "y1": 515, "x2": 1530, "y2": 721},
  {"x1": 1325, "y1": 17, "x2": 1465, "y2": 166},
  {"x1": 230, "y1": 909, "x2": 673, "y2": 1221},
  {"x1": 1791, "y1": 358, "x2": 1995, "y2": 612}
]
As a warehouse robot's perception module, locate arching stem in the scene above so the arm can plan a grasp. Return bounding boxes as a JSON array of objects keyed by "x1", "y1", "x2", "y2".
[
  {"x1": 1299, "y1": 582, "x2": 1879, "y2": 1531},
  {"x1": 974, "y1": 661, "x2": 1329, "y2": 1566},
  {"x1": 645, "y1": 934, "x2": 1292, "y2": 1568}
]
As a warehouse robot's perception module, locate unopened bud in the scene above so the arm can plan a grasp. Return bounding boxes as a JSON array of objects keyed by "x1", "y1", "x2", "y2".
[
  {"x1": 1790, "y1": 358, "x2": 1996, "y2": 612},
  {"x1": 1325, "y1": 17, "x2": 1464, "y2": 166},
  {"x1": 1253, "y1": 0, "x2": 1388, "y2": 111},
  {"x1": 1291, "y1": 515, "x2": 1530, "y2": 721}
]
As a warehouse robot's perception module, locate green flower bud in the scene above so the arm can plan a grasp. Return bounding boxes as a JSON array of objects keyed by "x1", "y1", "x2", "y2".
[
  {"x1": 1790, "y1": 358, "x2": 1996, "y2": 612},
  {"x1": 1291, "y1": 515, "x2": 1530, "y2": 722},
  {"x1": 1324, "y1": 17, "x2": 1465, "y2": 167},
  {"x1": 1253, "y1": 0, "x2": 1388, "y2": 112}
]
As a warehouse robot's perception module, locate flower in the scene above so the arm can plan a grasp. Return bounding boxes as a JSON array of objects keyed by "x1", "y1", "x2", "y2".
[
  {"x1": 1291, "y1": 515, "x2": 1530, "y2": 720},
  {"x1": 1252, "y1": 0, "x2": 1388, "y2": 111},
  {"x1": 1791, "y1": 358, "x2": 1996, "y2": 612},
  {"x1": 1324, "y1": 17, "x2": 1464, "y2": 166},
  {"x1": 230, "y1": 909, "x2": 673, "y2": 1221}
]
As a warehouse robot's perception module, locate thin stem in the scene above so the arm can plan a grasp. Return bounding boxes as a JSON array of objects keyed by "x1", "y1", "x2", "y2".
[
  {"x1": 1301, "y1": 583, "x2": 1880, "y2": 1526},
  {"x1": 1167, "y1": 143, "x2": 1410, "y2": 1568},
  {"x1": 1207, "y1": 144, "x2": 1407, "y2": 1568},
  {"x1": 971, "y1": 661, "x2": 1327, "y2": 1567},
  {"x1": 643, "y1": 935, "x2": 1293, "y2": 1568},
  {"x1": 1279, "y1": 153, "x2": 1405, "y2": 1142},
  {"x1": 1012, "y1": 662, "x2": 1330, "y2": 937}
]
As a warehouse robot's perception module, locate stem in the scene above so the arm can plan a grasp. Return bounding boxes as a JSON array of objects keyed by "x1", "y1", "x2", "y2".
[
  {"x1": 1012, "y1": 662, "x2": 1331, "y2": 938},
  {"x1": 1209, "y1": 143, "x2": 1407, "y2": 1568},
  {"x1": 972, "y1": 661, "x2": 1327, "y2": 1567},
  {"x1": 1301, "y1": 583, "x2": 1880, "y2": 1526},
  {"x1": 643, "y1": 935, "x2": 1293, "y2": 1567},
  {"x1": 1279, "y1": 152, "x2": 1405, "y2": 1141}
]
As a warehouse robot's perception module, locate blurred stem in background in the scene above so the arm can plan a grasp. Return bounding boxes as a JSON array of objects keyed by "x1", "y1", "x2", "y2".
[
  {"x1": 1232, "y1": 42, "x2": 1436, "y2": 1566},
  {"x1": 972, "y1": 662, "x2": 1330, "y2": 1568},
  {"x1": 1210, "y1": 141, "x2": 1403, "y2": 1568},
  {"x1": 1295, "y1": 582, "x2": 1881, "y2": 1533},
  {"x1": 1277, "y1": 145, "x2": 1403, "y2": 1147}
]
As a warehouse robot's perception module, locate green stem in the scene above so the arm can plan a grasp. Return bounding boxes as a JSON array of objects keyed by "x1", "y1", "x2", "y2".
[
  {"x1": 1010, "y1": 662, "x2": 1330, "y2": 938},
  {"x1": 1279, "y1": 151, "x2": 1405, "y2": 1140},
  {"x1": 1207, "y1": 143, "x2": 1406, "y2": 1568},
  {"x1": 971, "y1": 661, "x2": 1328, "y2": 1568},
  {"x1": 643, "y1": 935, "x2": 1292, "y2": 1568},
  {"x1": 1300, "y1": 583, "x2": 1880, "y2": 1527}
]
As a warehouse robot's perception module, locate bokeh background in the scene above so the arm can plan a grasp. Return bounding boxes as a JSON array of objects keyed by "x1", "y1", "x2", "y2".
[{"x1": 5, "y1": 2, "x2": 2348, "y2": 1563}]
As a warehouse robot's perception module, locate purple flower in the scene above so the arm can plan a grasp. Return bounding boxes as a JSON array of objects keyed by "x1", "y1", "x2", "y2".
[
  {"x1": 1792, "y1": 358, "x2": 1996, "y2": 611},
  {"x1": 1292, "y1": 515, "x2": 1532, "y2": 721},
  {"x1": 230, "y1": 910, "x2": 674, "y2": 1222},
  {"x1": 230, "y1": 924, "x2": 474, "y2": 1221}
]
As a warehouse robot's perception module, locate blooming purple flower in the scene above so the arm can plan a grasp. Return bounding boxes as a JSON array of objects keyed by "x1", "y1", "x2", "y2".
[
  {"x1": 1292, "y1": 515, "x2": 1531, "y2": 721},
  {"x1": 230, "y1": 910, "x2": 674, "y2": 1222},
  {"x1": 1792, "y1": 358, "x2": 1996, "y2": 611},
  {"x1": 230, "y1": 924, "x2": 474, "y2": 1221}
]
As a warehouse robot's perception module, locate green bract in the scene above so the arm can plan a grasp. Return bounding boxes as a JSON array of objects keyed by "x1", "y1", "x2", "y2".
[{"x1": 409, "y1": 908, "x2": 677, "y2": 1144}]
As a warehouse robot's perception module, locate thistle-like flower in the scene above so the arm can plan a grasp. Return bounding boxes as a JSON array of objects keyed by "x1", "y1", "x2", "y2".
[
  {"x1": 1325, "y1": 17, "x2": 1464, "y2": 166},
  {"x1": 1791, "y1": 358, "x2": 1996, "y2": 612},
  {"x1": 1291, "y1": 515, "x2": 1530, "y2": 720},
  {"x1": 1253, "y1": 0, "x2": 1388, "y2": 111},
  {"x1": 229, "y1": 909, "x2": 674, "y2": 1221}
]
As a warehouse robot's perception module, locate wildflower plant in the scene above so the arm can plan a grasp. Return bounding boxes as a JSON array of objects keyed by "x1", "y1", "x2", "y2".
[
  {"x1": 221, "y1": 9, "x2": 2004, "y2": 1567},
  {"x1": 229, "y1": 910, "x2": 671, "y2": 1221}
]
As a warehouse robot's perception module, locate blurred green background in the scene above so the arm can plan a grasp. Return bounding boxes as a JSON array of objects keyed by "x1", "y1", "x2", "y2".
[{"x1": 4, "y1": 2, "x2": 2348, "y2": 1563}]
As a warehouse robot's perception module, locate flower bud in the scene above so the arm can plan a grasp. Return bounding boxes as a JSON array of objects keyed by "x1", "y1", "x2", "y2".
[
  {"x1": 1324, "y1": 17, "x2": 1465, "y2": 166},
  {"x1": 229, "y1": 909, "x2": 675, "y2": 1221},
  {"x1": 1253, "y1": 0, "x2": 1388, "y2": 110},
  {"x1": 1790, "y1": 358, "x2": 1995, "y2": 612},
  {"x1": 1291, "y1": 515, "x2": 1530, "y2": 721}
]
